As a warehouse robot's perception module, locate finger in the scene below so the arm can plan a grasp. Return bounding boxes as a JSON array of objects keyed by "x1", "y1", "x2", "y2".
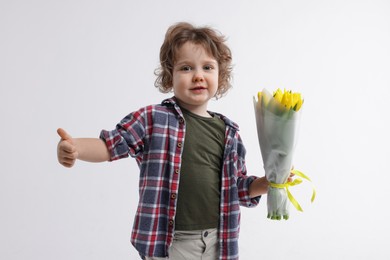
[
  {"x1": 61, "y1": 160, "x2": 75, "y2": 168},
  {"x1": 60, "y1": 156, "x2": 76, "y2": 165},
  {"x1": 59, "y1": 140, "x2": 76, "y2": 153},
  {"x1": 61, "y1": 150, "x2": 79, "y2": 160},
  {"x1": 57, "y1": 128, "x2": 72, "y2": 142},
  {"x1": 58, "y1": 152, "x2": 77, "y2": 167}
]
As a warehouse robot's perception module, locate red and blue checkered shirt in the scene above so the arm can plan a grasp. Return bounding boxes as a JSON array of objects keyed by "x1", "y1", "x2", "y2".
[{"x1": 100, "y1": 97, "x2": 260, "y2": 260}]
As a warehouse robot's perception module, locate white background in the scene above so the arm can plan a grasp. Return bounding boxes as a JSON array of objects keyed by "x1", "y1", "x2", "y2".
[{"x1": 1, "y1": 0, "x2": 390, "y2": 259}]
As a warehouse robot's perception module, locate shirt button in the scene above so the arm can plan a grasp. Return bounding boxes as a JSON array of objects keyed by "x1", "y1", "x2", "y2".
[
  {"x1": 177, "y1": 142, "x2": 182, "y2": 148},
  {"x1": 204, "y1": 231, "x2": 209, "y2": 237},
  {"x1": 179, "y1": 118, "x2": 184, "y2": 124},
  {"x1": 175, "y1": 169, "x2": 180, "y2": 174},
  {"x1": 171, "y1": 193, "x2": 177, "y2": 199},
  {"x1": 169, "y1": 220, "x2": 174, "y2": 226}
]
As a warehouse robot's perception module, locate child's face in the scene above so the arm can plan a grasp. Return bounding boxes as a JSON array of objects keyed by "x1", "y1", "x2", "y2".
[{"x1": 172, "y1": 42, "x2": 219, "y2": 116}]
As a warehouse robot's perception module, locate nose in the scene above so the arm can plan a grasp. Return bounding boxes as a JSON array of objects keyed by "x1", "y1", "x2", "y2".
[{"x1": 192, "y1": 70, "x2": 204, "y2": 82}]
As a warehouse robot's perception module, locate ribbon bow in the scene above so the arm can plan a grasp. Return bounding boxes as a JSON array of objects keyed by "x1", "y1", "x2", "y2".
[{"x1": 269, "y1": 169, "x2": 316, "y2": 212}]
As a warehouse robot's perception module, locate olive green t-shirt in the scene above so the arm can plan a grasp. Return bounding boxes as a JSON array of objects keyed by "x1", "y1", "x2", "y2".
[{"x1": 175, "y1": 108, "x2": 226, "y2": 230}]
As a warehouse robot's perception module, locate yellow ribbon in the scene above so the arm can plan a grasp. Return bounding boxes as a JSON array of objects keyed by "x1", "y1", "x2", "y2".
[{"x1": 269, "y1": 169, "x2": 316, "y2": 212}]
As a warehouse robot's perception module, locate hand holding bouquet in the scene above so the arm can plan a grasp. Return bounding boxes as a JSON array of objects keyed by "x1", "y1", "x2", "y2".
[{"x1": 253, "y1": 88, "x2": 315, "y2": 220}]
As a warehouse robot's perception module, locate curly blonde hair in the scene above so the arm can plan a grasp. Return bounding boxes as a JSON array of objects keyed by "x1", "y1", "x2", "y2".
[{"x1": 154, "y1": 22, "x2": 233, "y2": 99}]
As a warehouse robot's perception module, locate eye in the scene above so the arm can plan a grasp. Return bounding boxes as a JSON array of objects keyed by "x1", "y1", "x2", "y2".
[
  {"x1": 203, "y1": 65, "x2": 214, "y2": 70},
  {"x1": 180, "y1": 65, "x2": 192, "y2": 71}
]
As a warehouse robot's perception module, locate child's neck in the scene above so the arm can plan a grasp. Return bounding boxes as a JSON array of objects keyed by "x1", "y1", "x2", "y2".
[{"x1": 177, "y1": 102, "x2": 211, "y2": 118}]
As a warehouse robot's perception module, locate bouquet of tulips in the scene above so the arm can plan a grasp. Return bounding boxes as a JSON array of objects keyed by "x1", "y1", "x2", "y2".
[{"x1": 253, "y1": 88, "x2": 309, "y2": 220}]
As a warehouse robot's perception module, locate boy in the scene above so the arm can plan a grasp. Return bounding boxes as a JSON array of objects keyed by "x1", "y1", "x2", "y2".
[{"x1": 57, "y1": 22, "x2": 269, "y2": 260}]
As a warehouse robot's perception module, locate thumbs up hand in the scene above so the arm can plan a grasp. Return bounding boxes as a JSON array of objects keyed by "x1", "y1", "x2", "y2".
[{"x1": 57, "y1": 128, "x2": 79, "y2": 168}]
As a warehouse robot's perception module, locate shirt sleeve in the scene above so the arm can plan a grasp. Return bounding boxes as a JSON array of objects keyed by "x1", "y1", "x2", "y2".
[
  {"x1": 237, "y1": 173, "x2": 261, "y2": 207},
  {"x1": 100, "y1": 108, "x2": 147, "y2": 161},
  {"x1": 235, "y1": 133, "x2": 261, "y2": 207}
]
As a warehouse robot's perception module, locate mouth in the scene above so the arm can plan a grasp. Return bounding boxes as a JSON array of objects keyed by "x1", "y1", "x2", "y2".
[{"x1": 190, "y1": 86, "x2": 206, "y2": 91}]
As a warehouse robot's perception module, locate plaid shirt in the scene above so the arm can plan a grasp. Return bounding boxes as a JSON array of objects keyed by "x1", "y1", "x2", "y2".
[{"x1": 100, "y1": 97, "x2": 260, "y2": 260}]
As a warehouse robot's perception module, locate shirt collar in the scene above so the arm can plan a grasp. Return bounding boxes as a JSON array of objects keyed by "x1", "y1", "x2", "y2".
[{"x1": 161, "y1": 97, "x2": 239, "y2": 131}]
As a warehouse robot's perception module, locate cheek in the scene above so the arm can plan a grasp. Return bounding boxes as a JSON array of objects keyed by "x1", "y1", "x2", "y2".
[
  {"x1": 212, "y1": 75, "x2": 219, "y2": 86},
  {"x1": 174, "y1": 74, "x2": 191, "y2": 86},
  {"x1": 171, "y1": 74, "x2": 180, "y2": 87}
]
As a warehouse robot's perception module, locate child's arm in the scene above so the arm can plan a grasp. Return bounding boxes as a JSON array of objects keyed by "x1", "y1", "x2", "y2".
[
  {"x1": 248, "y1": 172, "x2": 295, "y2": 198},
  {"x1": 248, "y1": 176, "x2": 269, "y2": 198},
  {"x1": 57, "y1": 128, "x2": 110, "y2": 168}
]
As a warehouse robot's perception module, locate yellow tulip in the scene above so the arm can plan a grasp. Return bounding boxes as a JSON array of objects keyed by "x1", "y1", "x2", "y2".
[
  {"x1": 257, "y1": 91, "x2": 262, "y2": 102},
  {"x1": 294, "y1": 98, "x2": 303, "y2": 111},
  {"x1": 281, "y1": 91, "x2": 291, "y2": 109},
  {"x1": 272, "y1": 89, "x2": 303, "y2": 112},
  {"x1": 292, "y1": 93, "x2": 303, "y2": 111},
  {"x1": 273, "y1": 88, "x2": 283, "y2": 103},
  {"x1": 257, "y1": 91, "x2": 270, "y2": 107}
]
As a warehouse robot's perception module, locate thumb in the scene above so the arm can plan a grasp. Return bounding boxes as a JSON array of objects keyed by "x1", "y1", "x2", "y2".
[{"x1": 57, "y1": 128, "x2": 73, "y2": 142}]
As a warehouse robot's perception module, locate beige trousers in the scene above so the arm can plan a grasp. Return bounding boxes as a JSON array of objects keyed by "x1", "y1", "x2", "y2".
[{"x1": 145, "y1": 228, "x2": 219, "y2": 260}]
